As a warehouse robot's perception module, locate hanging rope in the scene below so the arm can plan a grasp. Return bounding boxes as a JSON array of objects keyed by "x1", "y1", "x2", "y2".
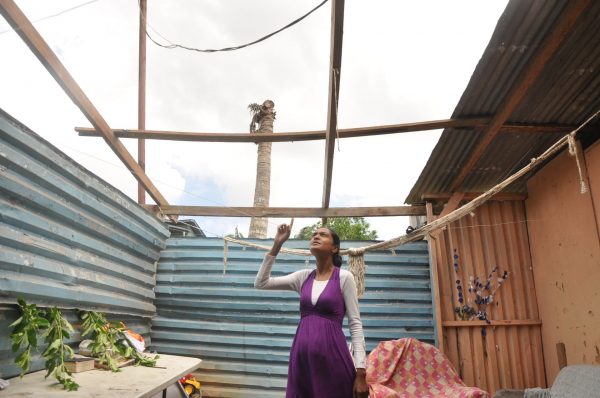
[
  {"x1": 223, "y1": 109, "x2": 600, "y2": 296},
  {"x1": 567, "y1": 133, "x2": 589, "y2": 193}
]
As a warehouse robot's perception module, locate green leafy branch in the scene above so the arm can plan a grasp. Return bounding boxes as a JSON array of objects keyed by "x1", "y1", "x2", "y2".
[
  {"x1": 9, "y1": 299, "x2": 49, "y2": 375},
  {"x1": 10, "y1": 300, "x2": 79, "y2": 391},
  {"x1": 41, "y1": 308, "x2": 79, "y2": 391},
  {"x1": 80, "y1": 311, "x2": 122, "y2": 372},
  {"x1": 80, "y1": 311, "x2": 158, "y2": 371}
]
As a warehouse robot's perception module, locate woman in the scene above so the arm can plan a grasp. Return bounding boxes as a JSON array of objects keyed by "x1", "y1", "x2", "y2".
[{"x1": 255, "y1": 222, "x2": 369, "y2": 398}]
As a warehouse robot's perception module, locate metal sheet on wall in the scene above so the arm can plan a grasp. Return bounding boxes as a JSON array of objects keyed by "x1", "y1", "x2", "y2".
[{"x1": 0, "y1": 109, "x2": 170, "y2": 378}]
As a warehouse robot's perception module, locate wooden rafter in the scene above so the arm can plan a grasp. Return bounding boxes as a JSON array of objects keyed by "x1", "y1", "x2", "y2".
[
  {"x1": 422, "y1": 192, "x2": 527, "y2": 202},
  {"x1": 75, "y1": 119, "x2": 583, "y2": 142},
  {"x1": 322, "y1": 0, "x2": 345, "y2": 209},
  {"x1": 449, "y1": 0, "x2": 592, "y2": 192},
  {"x1": 0, "y1": 0, "x2": 169, "y2": 208},
  {"x1": 143, "y1": 205, "x2": 426, "y2": 217}
]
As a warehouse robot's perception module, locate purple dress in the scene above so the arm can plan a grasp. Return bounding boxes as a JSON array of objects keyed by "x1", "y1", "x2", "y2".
[{"x1": 286, "y1": 267, "x2": 356, "y2": 397}]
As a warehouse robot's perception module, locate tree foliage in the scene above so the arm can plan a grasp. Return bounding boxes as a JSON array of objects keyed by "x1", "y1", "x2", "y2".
[{"x1": 295, "y1": 217, "x2": 378, "y2": 241}]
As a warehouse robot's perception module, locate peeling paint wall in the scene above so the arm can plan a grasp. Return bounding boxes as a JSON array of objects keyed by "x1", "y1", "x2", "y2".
[
  {"x1": 0, "y1": 109, "x2": 170, "y2": 378},
  {"x1": 526, "y1": 140, "x2": 600, "y2": 384}
]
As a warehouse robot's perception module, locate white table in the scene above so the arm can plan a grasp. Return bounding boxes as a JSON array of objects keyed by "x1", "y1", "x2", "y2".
[{"x1": 3, "y1": 354, "x2": 202, "y2": 398}]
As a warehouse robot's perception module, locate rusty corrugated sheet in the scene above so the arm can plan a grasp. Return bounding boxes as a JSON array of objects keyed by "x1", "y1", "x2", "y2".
[
  {"x1": 406, "y1": 0, "x2": 600, "y2": 204},
  {"x1": 152, "y1": 238, "x2": 434, "y2": 398},
  {"x1": 430, "y1": 201, "x2": 545, "y2": 394},
  {"x1": 0, "y1": 109, "x2": 170, "y2": 378}
]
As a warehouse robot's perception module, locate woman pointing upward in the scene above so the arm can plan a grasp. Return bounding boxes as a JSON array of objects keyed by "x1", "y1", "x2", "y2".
[{"x1": 255, "y1": 221, "x2": 369, "y2": 398}]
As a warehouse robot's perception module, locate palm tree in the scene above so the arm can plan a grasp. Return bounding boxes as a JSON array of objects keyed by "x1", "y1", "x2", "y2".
[{"x1": 248, "y1": 100, "x2": 276, "y2": 238}]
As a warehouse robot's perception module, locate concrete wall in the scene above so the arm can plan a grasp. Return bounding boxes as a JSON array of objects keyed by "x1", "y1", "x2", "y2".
[{"x1": 526, "y1": 140, "x2": 600, "y2": 384}]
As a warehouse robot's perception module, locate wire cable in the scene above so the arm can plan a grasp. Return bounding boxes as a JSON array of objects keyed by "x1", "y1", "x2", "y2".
[
  {"x1": 0, "y1": 0, "x2": 101, "y2": 36},
  {"x1": 139, "y1": 0, "x2": 328, "y2": 53}
]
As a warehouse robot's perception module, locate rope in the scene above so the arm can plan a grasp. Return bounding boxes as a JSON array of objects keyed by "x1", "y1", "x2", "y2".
[
  {"x1": 223, "y1": 109, "x2": 600, "y2": 296},
  {"x1": 567, "y1": 133, "x2": 589, "y2": 193}
]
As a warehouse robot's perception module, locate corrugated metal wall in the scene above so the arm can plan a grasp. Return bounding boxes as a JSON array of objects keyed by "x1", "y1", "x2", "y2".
[
  {"x1": 152, "y1": 238, "x2": 434, "y2": 398},
  {"x1": 0, "y1": 109, "x2": 170, "y2": 378},
  {"x1": 429, "y1": 201, "x2": 546, "y2": 395}
]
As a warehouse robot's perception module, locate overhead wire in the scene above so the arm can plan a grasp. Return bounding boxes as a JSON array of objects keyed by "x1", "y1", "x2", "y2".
[
  {"x1": 138, "y1": 0, "x2": 329, "y2": 53},
  {"x1": 0, "y1": 0, "x2": 101, "y2": 36}
]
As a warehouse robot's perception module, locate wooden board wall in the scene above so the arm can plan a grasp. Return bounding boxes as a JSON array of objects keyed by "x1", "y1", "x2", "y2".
[{"x1": 428, "y1": 201, "x2": 546, "y2": 394}]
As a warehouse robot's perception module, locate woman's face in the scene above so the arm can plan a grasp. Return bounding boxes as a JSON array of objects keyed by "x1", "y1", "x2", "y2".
[{"x1": 309, "y1": 227, "x2": 339, "y2": 256}]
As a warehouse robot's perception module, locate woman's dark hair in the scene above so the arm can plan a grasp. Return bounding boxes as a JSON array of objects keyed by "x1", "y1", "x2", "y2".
[{"x1": 324, "y1": 227, "x2": 343, "y2": 268}]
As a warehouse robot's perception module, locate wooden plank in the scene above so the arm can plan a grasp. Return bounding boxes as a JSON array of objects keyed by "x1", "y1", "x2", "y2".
[
  {"x1": 74, "y1": 120, "x2": 580, "y2": 142},
  {"x1": 137, "y1": 0, "x2": 147, "y2": 204},
  {"x1": 425, "y1": 203, "x2": 444, "y2": 353},
  {"x1": 430, "y1": 192, "x2": 464, "y2": 239},
  {"x1": 2, "y1": 354, "x2": 202, "y2": 398},
  {"x1": 0, "y1": 0, "x2": 169, "y2": 207},
  {"x1": 443, "y1": 319, "x2": 542, "y2": 327},
  {"x1": 449, "y1": 0, "x2": 593, "y2": 191},
  {"x1": 143, "y1": 205, "x2": 425, "y2": 217},
  {"x1": 556, "y1": 342, "x2": 567, "y2": 369},
  {"x1": 422, "y1": 192, "x2": 527, "y2": 202},
  {"x1": 322, "y1": 0, "x2": 345, "y2": 209}
]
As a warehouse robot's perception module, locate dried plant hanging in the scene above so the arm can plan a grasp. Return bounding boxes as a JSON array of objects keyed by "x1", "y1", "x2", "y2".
[{"x1": 452, "y1": 249, "x2": 510, "y2": 336}]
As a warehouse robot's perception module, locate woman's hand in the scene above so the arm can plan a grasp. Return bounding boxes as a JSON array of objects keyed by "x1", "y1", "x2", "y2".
[
  {"x1": 269, "y1": 219, "x2": 293, "y2": 256},
  {"x1": 353, "y1": 368, "x2": 369, "y2": 398}
]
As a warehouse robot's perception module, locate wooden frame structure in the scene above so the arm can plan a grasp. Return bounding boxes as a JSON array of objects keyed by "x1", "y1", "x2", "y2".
[{"x1": 0, "y1": 0, "x2": 591, "y2": 219}]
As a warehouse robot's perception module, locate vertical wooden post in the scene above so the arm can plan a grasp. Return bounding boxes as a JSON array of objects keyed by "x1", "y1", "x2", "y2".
[
  {"x1": 426, "y1": 202, "x2": 445, "y2": 353},
  {"x1": 137, "y1": 0, "x2": 147, "y2": 204}
]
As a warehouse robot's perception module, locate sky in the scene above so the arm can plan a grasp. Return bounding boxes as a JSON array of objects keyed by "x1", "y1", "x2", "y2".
[{"x1": 0, "y1": 0, "x2": 509, "y2": 240}]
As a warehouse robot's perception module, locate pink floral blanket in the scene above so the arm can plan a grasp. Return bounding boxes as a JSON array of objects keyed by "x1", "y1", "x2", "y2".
[{"x1": 367, "y1": 338, "x2": 489, "y2": 398}]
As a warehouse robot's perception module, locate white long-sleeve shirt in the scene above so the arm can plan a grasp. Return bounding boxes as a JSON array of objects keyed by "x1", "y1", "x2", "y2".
[{"x1": 254, "y1": 254, "x2": 366, "y2": 368}]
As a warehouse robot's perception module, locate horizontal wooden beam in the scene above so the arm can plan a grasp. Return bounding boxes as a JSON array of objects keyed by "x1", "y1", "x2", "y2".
[
  {"x1": 142, "y1": 205, "x2": 426, "y2": 217},
  {"x1": 0, "y1": 0, "x2": 169, "y2": 208},
  {"x1": 422, "y1": 192, "x2": 527, "y2": 202},
  {"x1": 443, "y1": 319, "x2": 542, "y2": 327},
  {"x1": 75, "y1": 119, "x2": 580, "y2": 143}
]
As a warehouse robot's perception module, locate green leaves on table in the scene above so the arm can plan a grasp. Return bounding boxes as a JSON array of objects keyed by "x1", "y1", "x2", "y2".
[
  {"x1": 41, "y1": 307, "x2": 79, "y2": 391},
  {"x1": 9, "y1": 299, "x2": 79, "y2": 391},
  {"x1": 80, "y1": 311, "x2": 159, "y2": 371}
]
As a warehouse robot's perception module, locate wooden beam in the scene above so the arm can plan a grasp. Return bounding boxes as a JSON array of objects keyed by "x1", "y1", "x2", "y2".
[
  {"x1": 322, "y1": 0, "x2": 345, "y2": 209},
  {"x1": 137, "y1": 0, "x2": 147, "y2": 204},
  {"x1": 422, "y1": 192, "x2": 527, "y2": 202},
  {"x1": 438, "y1": 192, "x2": 465, "y2": 218},
  {"x1": 443, "y1": 319, "x2": 542, "y2": 327},
  {"x1": 75, "y1": 120, "x2": 582, "y2": 143},
  {"x1": 428, "y1": 192, "x2": 464, "y2": 239},
  {"x1": 142, "y1": 205, "x2": 426, "y2": 217},
  {"x1": 0, "y1": 0, "x2": 169, "y2": 207},
  {"x1": 449, "y1": 0, "x2": 592, "y2": 191},
  {"x1": 425, "y1": 210, "x2": 445, "y2": 352}
]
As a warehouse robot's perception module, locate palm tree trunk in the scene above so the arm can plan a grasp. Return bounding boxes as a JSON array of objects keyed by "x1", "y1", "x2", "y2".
[{"x1": 248, "y1": 100, "x2": 275, "y2": 238}]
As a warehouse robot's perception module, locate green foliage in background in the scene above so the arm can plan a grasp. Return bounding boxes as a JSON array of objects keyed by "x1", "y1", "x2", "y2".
[{"x1": 295, "y1": 217, "x2": 378, "y2": 241}]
